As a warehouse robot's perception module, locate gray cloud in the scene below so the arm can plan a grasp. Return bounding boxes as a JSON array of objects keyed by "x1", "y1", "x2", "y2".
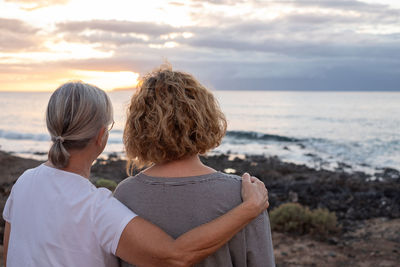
[
  {"x1": 0, "y1": 18, "x2": 38, "y2": 33},
  {"x1": 57, "y1": 20, "x2": 180, "y2": 36},
  {"x1": 42, "y1": 43, "x2": 400, "y2": 91},
  {"x1": 62, "y1": 32, "x2": 149, "y2": 47},
  {"x1": 288, "y1": 0, "x2": 387, "y2": 10},
  {"x1": 2, "y1": 0, "x2": 400, "y2": 91},
  {"x1": 0, "y1": 18, "x2": 41, "y2": 51},
  {"x1": 178, "y1": 30, "x2": 400, "y2": 59},
  {"x1": 190, "y1": 0, "x2": 388, "y2": 10}
]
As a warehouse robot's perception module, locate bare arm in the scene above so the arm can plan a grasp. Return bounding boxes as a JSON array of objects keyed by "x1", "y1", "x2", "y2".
[
  {"x1": 3, "y1": 222, "x2": 10, "y2": 267},
  {"x1": 116, "y1": 173, "x2": 269, "y2": 267}
]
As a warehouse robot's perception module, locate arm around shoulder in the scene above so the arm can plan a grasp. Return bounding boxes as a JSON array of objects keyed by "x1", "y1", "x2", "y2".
[{"x1": 116, "y1": 174, "x2": 269, "y2": 266}]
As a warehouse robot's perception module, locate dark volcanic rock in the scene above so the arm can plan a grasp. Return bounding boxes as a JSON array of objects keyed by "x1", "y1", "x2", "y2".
[
  {"x1": 1, "y1": 150, "x2": 399, "y2": 235},
  {"x1": 91, "y1": 157, "x2": 128, "y2": 182},
  {"x1": 375, "y1": 167, "x2": 400, "y2": 180},
  {"x1": 200, "y1": 154, "x2": 400, "y2": 227}
]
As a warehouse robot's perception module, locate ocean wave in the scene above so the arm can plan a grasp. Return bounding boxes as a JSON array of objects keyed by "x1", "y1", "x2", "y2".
[
  {"x1": 0, "y1": 129, "x2": 301, "y2": 144},
  {"x1": 0, "y1": 129, "x2": 49, "y2": 142},
  {"x1": 225, "y1": 131, "x2": 300, "y2": 142}
]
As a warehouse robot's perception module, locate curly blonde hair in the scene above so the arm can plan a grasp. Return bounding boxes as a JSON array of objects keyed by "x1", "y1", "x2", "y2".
[{"x1": 124, "y1": 65, "x2": 227, "y2": 173}]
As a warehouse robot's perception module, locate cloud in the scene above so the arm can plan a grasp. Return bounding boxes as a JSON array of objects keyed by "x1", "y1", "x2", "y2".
[
  {"x1": 176, "y1": 27, "x2": 400, "y2": 59},
  {"x1": 57, "y1": 20, "x2": 180, "y2": 36},
  {"x1": 288, "y1": 0, "x2": 387, "y2": 10},
  {"x1": 4, "y1": 0, "x2": 69, "y2": 10},
  {"x1": 0, "y1": 18, "x2": 41, "y2": 51},
  {"x1": 169, "y1": 2, "x2": 185, "y2": 6},
  {"x1": 62, "y1": 31, "x2": 149, "y2": 47},
  {"x1": 49, "y1": 0, "x2": 399, "y2": 90},
  {"x1": 1, "y1": 0, "x2": 400, "y2": 91},
  {"x1": 189, "y1": 0, "x2": 246, "y2": 5},
  {"x1": 56, "y1": 20, "x2": 190, "y2": 50},
  {"x1": 0, "y1": 18, "x2": 38, "y2": 33}
]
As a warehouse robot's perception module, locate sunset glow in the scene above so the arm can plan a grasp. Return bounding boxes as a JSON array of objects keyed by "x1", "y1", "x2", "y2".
[
  {"x1": 0, "y1": 0, "x2": 399, "y2": 91},
  {"x1": 72, "y1": 70, "x2": 139, "y2": 91}
]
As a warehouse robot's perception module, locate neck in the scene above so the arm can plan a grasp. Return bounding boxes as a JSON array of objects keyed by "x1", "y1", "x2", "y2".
[
  {"x1": 46, "y1": 148, "x2": 97, "y2": 179},
  {"x1": 63, "y1": 152, "x2": 94, "y2": 178},
  {"x1": 143, "y1": 154, "x2": 216, "y2": 178}
]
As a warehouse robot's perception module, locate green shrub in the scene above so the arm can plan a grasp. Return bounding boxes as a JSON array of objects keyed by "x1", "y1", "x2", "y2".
[
  {"x1": 95, "y1": 178, "x2": 118, "y2": 192},
  {"x1": 270, "y1": 203, "x2": 338, "y2": 237},
  {"x1": 309, "y1": 207, "x2": 338, "y2": 236}
]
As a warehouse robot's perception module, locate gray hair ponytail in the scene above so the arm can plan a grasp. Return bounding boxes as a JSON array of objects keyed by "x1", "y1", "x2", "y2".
[{"x1": 46, "y1": 81, "x2": 113, "y2": 168}]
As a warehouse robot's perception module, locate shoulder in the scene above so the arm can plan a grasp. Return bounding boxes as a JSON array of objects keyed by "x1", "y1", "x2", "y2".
[
  {"x1": 115, "y1": 172, "x2": 242, "y2": 190},
  {"x1": 214, "y1": 172, "x2": 242, "y2": 182},
  {"x1": 12, "y1": 164, "x2": 42, "y2": 189},
  {"x1": 210, "y1": 172, "x2": 242, "y2": 194},
  {"x1": 197, "y1": 172, "x2": 243, "y2": 205},
  {"x1": 114, "y1": 175, "x2": 139, "y2": 199},
  {"x1": 210, "y1": 172, "x2": 242, "y2": 188},
  {"x1": 116, "y1": 175, "x2": 138, "y2": 188},
  {"x1": 90, "y1": 186, "x2": 135, "y2": 221},
  {"x1": 17, "y1": 164, "x2": 41, "y2": 180},
  {"x1": 89, "y1": 186, "x2": 119, "y2": 207}
]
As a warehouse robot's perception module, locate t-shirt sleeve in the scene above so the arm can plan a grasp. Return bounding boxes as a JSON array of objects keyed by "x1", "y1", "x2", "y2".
[
  {"x1": 92, "y1": 188, "x2": 137, "y2": 255},
  {"x1": 245, "y1": 211, "x2": 276, "y2": 267},
  {"x1": 3, "y1": 186, "x2": 15, "y2": 223}
]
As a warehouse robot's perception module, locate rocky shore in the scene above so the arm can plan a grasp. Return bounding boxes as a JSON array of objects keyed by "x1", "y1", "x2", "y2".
[{"x1": 0, "y1": 150, "x2": 399, "y2": 266}]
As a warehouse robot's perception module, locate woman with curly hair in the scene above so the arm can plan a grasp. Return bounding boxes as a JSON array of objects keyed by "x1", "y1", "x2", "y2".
[{"x1": 115, "y1": 65, "x2": 275, "y2": 267}]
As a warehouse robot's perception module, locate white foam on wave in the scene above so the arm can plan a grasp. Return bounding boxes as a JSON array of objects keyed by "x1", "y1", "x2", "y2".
[
  {"x1": 216, "y1": 135, "x2": 400, "y2": 176},
  {"x1": 1, "y1": 126, "x2": 399, "y2": 176}
]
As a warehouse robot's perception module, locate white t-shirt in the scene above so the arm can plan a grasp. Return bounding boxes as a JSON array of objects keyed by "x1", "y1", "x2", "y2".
[{"x1": 3, "y1": 164, "x2": 137, "y2": 267}]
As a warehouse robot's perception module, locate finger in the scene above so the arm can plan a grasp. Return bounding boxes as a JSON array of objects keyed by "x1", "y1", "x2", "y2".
[
  {"x1": 242, "y1": 172, "x2": 250, "y2": 182},
  {"x1": 242, "y1": 173, "x2": 252, "y2": 187},
  {"x1": 255, "y1": 179, "x2": 263, "y2": 184},
  {"x1": 254, "y1": 179, "x2": 265, "y2": 188},
  {"x1": 250, "y1": 176, "x2": 258, "y2": 183}
]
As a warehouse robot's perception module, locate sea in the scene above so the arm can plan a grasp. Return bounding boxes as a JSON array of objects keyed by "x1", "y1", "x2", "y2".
[{"x1": 0, "y1": 91, "x2": 399, "y2": 177}]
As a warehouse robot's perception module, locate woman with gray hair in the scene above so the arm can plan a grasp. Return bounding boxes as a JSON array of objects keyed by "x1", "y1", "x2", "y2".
[{"x1": 2, "y1": 81, "x2": 269, "y2": 267}]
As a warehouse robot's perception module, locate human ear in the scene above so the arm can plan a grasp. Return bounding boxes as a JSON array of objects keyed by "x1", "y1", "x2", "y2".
[{"x1": 95, "y1": 127, "x2": 107, "y2": 146}]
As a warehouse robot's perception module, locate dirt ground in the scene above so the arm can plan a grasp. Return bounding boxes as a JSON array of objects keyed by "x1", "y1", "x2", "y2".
[{"x1": 273, "y1": 217, "x2": 400, "y2": 267}]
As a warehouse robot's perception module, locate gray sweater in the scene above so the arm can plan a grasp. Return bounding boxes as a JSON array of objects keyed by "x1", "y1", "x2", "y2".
[{"x1": 114, "y1": 171, "x2": 275, "y2": 267}]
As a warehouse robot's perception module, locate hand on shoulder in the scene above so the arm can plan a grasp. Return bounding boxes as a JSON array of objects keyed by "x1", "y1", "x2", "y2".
[{"x1": 241, "y1": 173, "x2": 269, "y2": 217}]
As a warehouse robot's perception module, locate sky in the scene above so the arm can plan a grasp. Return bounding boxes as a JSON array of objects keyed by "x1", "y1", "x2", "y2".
[{"x1": 0, "y1": 0, "x2": 399, "y2": 91}]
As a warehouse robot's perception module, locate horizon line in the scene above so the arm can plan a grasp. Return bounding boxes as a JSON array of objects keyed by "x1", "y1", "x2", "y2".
[{"x1": 1, "y1": 88, "x2": 400, "y2": 93}]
